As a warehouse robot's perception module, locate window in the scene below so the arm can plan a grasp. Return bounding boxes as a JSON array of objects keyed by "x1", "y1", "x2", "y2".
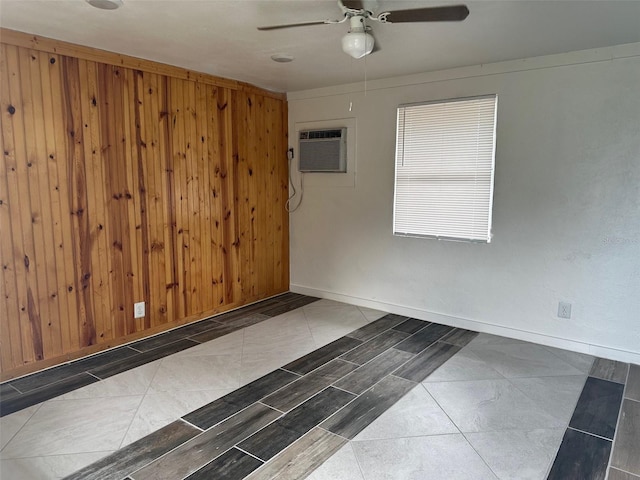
[{"x1": 393, "y1": 95, "x2": 497, "y2": 243}]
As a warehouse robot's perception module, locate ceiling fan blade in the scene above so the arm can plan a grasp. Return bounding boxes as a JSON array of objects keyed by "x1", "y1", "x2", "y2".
[
  {"x1": 385, "y1": 5, "x2": 469, "y2": 23},
  {"x1": 342, "y1": 0, "x2": 365, "y2": 10},
  {"x1": 257, "y1": 21, "x2": 329, "y2": 31}
]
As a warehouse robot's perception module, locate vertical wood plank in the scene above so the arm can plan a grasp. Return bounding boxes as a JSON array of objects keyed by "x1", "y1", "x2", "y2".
[
  {"x1": 77, "y1": 59, "x2": 107, "y2": 346},
  {"x1": 170, "y1": 76, "x2": 188, "y2": 319},
  {"x1": 36, "y1": 51, "x2": 72, "y2": 355},
  {"x1": 62, "y1": 57, "x2": 96, "y2": 347},
  {"x1": 47, "y1": 52, "x2": 81, "y2": 353},
  {"x1": 0, "y1": 39, "x2": 289, "y2": 377},
  {"x1": 5, "y1": 45, "x2": 42, "y2": 363},
  {"x1": 121, "y1": 67, "x2": 144, "y2": 333},
  {"x1": 1, "y1": 45, "x2": 25, "y2": 370},
  {"x1": 132, "y1": 69, "x2": 152, "y2": 331},
  {"x1": 158, "y1": 75, "x2": 177, "y2": 324}
]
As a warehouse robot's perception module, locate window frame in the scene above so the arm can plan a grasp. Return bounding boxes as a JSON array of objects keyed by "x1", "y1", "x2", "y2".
[{"x1": 393, "y1": 94, "x2": 498, "y2": 243}]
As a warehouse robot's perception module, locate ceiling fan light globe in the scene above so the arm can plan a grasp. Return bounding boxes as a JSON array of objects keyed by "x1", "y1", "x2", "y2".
[
  {"x1": 341, "y1": 32, "x2": 375, "y2": 59},
  {"x1": 86, "y1": 0, "x2": 123, "y2": 9}
]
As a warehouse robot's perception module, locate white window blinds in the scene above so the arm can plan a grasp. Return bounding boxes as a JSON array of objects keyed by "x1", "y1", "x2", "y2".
[{"x1": 393, "y1": 95, "x2": 497, "y2": 243}]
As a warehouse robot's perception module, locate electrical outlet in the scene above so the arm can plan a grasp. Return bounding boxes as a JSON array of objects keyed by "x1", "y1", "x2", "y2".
[
  {"x1": 558, "y1": 302, "x2": 572, "y2": 319},
  {"x1": 134, "y1": 302, "x2": 145, "y2": 319}
]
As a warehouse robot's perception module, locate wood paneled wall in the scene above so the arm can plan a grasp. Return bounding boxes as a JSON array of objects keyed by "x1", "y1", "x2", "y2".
[{"x1": 0, "y1": 30, "x2": 289, "y2": 379}]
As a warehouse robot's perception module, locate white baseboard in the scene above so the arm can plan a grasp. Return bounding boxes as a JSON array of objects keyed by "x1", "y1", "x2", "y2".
[{"x1": 291, "y1": 283, "x2": 640, "y2": 365}]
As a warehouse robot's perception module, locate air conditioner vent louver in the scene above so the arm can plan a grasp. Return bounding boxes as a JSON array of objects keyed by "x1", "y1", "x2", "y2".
[{"x1": 298, "y1": 127, "x2": 347, "y2": 172}]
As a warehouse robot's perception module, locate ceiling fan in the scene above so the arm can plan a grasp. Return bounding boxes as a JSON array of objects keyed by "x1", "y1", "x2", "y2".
[{"x1": 258, "y1": 1, "x2": 469, "y2": 59}]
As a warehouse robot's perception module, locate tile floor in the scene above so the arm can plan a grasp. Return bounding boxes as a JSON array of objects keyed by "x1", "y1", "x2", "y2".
[{"x1": 0, "y1": 296, "x2": 637, "y2": 480}]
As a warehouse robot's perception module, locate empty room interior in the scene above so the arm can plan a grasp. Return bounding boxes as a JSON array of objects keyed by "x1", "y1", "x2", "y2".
[{"x1": 0, "y1": 1, "x2": 639, "y2": 479}]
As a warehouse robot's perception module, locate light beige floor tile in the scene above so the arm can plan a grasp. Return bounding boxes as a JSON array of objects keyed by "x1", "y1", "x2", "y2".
[
  {"x1": 541, "y1": 346, "x2": 594, "y2": 373},
  {"x1": 357, "y1": 306, "x2": 388, "y2": 322},
  {"x1": 0, "y1": 404, "x2": 41, "y2": 450},
  {"x1": 53, "y1": 361, "x2": 162, "y2": 400},
  {"x1": 465, "y1": 428, "x2": 565, "y2": 480},
  {"x1": 239, "y1": 345, "x2": 317, "y2": 384},
  {"x1": 354, "y1": 385, "x2": 458, "y2": 441},
  {"x1": 147, "y1": 354, "x2": 240, "y2": 393},
  {"x1": 0, "y1": 451, "x2": 113, "y2": 480},
  {"x1": 467, "y1": 343, "x2": 584, "y2": 378},
  {"x1": 1, "y1": 396, "x2": 142, "y2": 458},
  {"x1": 175, "y1": 330, "x2": 244, "y2": 357},
  {"x1": 423, "y1": 349, "x2": 504, "y2": 383},
  {"x1": 468, "y1": 333, "x2": 530, "y2": 347},
  {"x1": 352, "y1": 434, "x2": 498, "y2": 480},
  {"x1": 510, "y1": 375, "x2": 587, "y2": 424},
  {"x1": 425, "y1": 379, "x2": 565, "y2": 433},
  {"x1": 306, "y1": 443, "x2": 365, "y2": 480},
  {"x1": 120, "y1": 388, "x2": 231, "y2": 446},
  {"x1": 304, "y1": 303, "x2": 372, "y2": 347}
]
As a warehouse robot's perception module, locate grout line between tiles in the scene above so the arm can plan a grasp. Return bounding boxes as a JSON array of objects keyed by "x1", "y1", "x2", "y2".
[
  {"x1": 610, "y1": 466, "x2": 640, "y2": 478},
  {"x1": 330, "y1": 384, "x2": 358, "y2": 395},
  {"x1": 279, "y1": 367, "x2": 303, "y2": 377},
  {"x1": 180, "y1": 417, "x2": 205, "y2": 432},
  {"x1": 6, "y1": 383, "x2": 24, "y2": 394},
  {"x1": 567, "y1": 426, "x2": 614, "y2": 442},
  {"x1": 257, "y1": 401, "x2": 285, "y2": 414},
  {"x1": 0, "y1": 401, "x2": 44, "y2": 454},
  {"x1": 116, "y1": 360, "x2": 164, "y2": 449},
  {"x1": 85, "y1": 371, "x2": 102, "y2": 381},
  {"x1": 235, "y1": 445, "x2": 267, "y2": 463}
]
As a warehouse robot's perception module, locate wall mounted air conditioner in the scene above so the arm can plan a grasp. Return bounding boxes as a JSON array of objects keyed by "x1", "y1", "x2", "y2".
[{"x1": 298, "y1": 128, "x2": 347, "y2": 173}]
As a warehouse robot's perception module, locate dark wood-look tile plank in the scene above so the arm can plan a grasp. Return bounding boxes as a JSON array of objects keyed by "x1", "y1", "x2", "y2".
[
  {"x1": 394, "y1": 323, "x2": 454, "y2": 355},
  {"x1": 590, "y1": 358, "x2": 629, "y2": 384},
  {"x1": 392, "y1": 318, "x2": 430, "y2": 335},
  {"x1": 216, "y1": 298, "x2": 282, "y2": 320},
  {"x1": 608, "y1": 468, "x2": 640, "y2": 480},
  {"x1": 238, "y1": 387, "x2": 355, "y2": 462},
  {"x1": 132, "y1": 403, "x2": 281, "y2": 480},
  {"x1": 0, "y1": 383, "x2": 22, "y2": 402},
  {"x1": 275, "y1": 292, "x2": 310, "y2": 304},
  {"x1": 1, "y1": 373, "x2": 99, "y2": 417},
  {"x1": 168, "y1": 318, "x2": 225, "y2": 337},
  {"x1": 184, "y1": 369, "x2": 299, "y2": 430},
  {"x1": 262, "y1": 360, "x2": 359, "y2": 412},
  {"x1": 569, "y1": 376, "x2": 624, "y2": 440},
  {"x1": 346, "y1": 314, "x2": 407, "y2": 342},
  {"x1": 393, "y1": 342, "x2": 462, "y2": 383},
  {"x1": 440, "y1": 328, "x2": 479, "y2": 347},
  {"x1": 260, "y1": 296, "x2": 320, "y2": 317},
  {"x1": 547, "y1": 428, "x2": 611, "y2": 480},
  {"x1": 64, "y1": 420, "x2": 200, "y2": 480},
  {"x1": 625, "y1": 364, "x2": 640, "y2": 401},
  {"x1": 216, "y1": 313, "x2": 269, "y2": 330},
  {"x1": 283, "y1": 336, "x2": 362, "y2": 375},
  {"x1": 89, "y1": 339, "x2": 200, "y2": 380},
  {"x1": 334, "y1": 349, "x2": 415, "y2": 395},
  {"x1": 243, "y1": 427, "x2": 346, "y2": 480},
  {"x1": 611, "y1": 399, "x2": 640, "y2": 476},
  {"x1": 184, "y1": 447, "x2": 263, "y2": 480},
  {"x1": 129, "y1": 330, "x2": 193, "y2": 352},
  {"x1": 321, "y1": 374, "x2": 416, "y2": 439},
  {"x1": 340, "y1": 330, "x2": 410, "y2": 365},
  {"x1": 9, "y1": 346, "x2": 140, "y2": 393},
  {"x1": 188, "y1": 323, "x2": 242, "y2": 343}
]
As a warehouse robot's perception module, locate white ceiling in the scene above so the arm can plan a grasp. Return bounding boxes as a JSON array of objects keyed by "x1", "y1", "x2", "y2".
[{"x1": 1, "y1": 0, "x2": 639, "y2": 93}]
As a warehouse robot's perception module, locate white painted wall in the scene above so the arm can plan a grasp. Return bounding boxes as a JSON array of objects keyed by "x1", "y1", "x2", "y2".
[{"x1": 287, "y1": 43, "x2": 640, "y2": 363}]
